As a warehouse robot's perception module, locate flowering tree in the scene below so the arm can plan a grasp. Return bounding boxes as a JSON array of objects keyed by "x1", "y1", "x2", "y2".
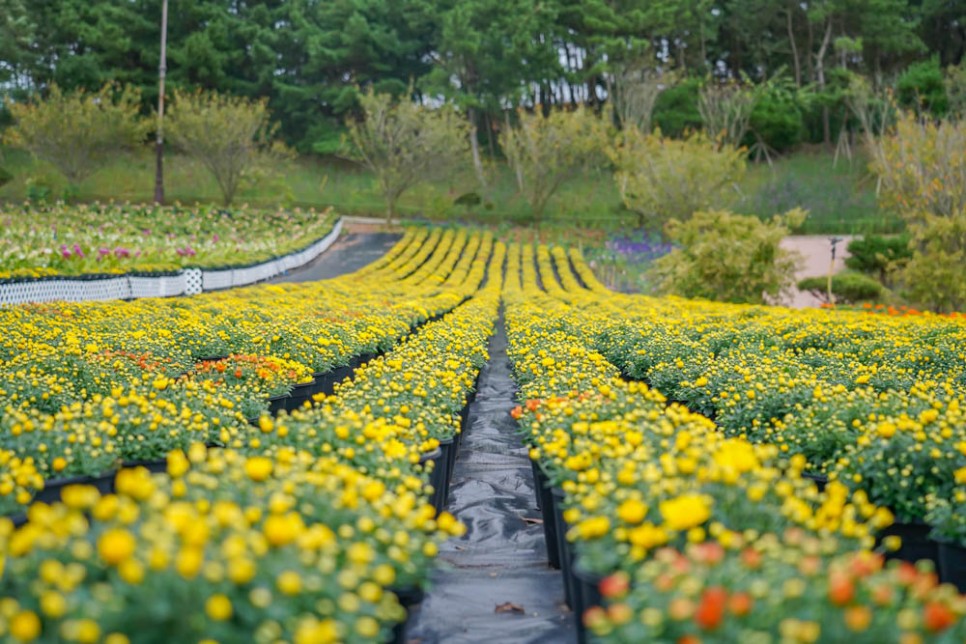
[
  {"x1": 344, "y1": 89, "x2": 472, "y2": 223},
  {"x1": 166, "y1": 90, "x2": 289, "y2": 206},
  {"x1": 500, "y1": 106, "x2": 607, "y2": 224},
  {"x1": 3, "y1": 83, "x2": 147, "y2": 186}
]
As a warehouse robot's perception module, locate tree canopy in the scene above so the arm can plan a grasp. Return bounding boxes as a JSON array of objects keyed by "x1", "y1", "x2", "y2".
[{"x1": 0, "y1": 0, "x2": 961, "y2": 152}]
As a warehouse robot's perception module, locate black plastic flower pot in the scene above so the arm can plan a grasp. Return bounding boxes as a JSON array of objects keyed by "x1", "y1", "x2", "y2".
[
  {"x1": 118, "y1": 459, "x2": 168, "y2": 475},
  {"x1": 311, "y1": 364, "x2": 356, "y2": 398},
  {"x1": 284, "y1": 382, "x2": 316, "y2": 412},
  {"x1": 458, "y1": 404, "x2": 471, "y2": 448},
  {"x1": 531, "y1": 460, "x2": 561, "y2": 569},
  {"x1": 267, "y1": 393, "x2": 290, "y2": 415},
  {"x1": 437, "y1": 438, "x2": 455, "y2": 509},
  {"x1": 552, "y1": 487, "x2": 576, "y2": 609},
  {"x1": 573, "y1": 562, "x2": 605, "y2": 644},
  {"x1": 877, "y1": 520, "x2": 939, "y2": 566},
  {"x1": 802, "y1": 472, "x2": 828, "y2": 492},
  {"x1": 33, "y1": 472, "x2": 115, "y2": 505},
  {"x1": 444, "y1": 436, "x2": 458, "y2": 486},
  {"x1": 419, "y1": 447, "x2": 445, "y2": 513},
  {"x1": 386, "y1": 585, "x2": 424, "y2": 644},
  {"x1": 529, "y1": 459, "x2": 543, "y2": 511},
  {"x1": 938, "y1": 539, "x2": 966, "y2": 592},
  {"x1": 457, "y1": 370, "x2": 482, "y2": 449}
]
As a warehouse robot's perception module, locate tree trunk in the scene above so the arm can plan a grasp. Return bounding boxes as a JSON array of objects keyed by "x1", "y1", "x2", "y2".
[
  {"x1": 805, "y1": 18, "x2": 815, "y2": 84},
  {"x1": 505, "y1": 111, "x2": 524, "y2": 191},
  {"x1": 485, "y1": 111, "x2": 496, "y2": 158},
  {"x1": 467, "y1": 108, "x2": 487, "y2": 190},
  {"x1": 787, "y1": 8, "x2": 802, "y2": 86},
  {"x1": 815, "y1": 20, "x2": 833, "y2": 146}
]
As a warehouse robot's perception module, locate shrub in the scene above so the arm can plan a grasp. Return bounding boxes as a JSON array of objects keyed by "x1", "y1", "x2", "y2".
[
  {"x1": 897, "y1": 57, "x2": 948, "y2": 116},
  {"x1": 899, "y1": 210, "x2": 966, "y2": 313},
  {"x1": 652, "y1": 79, "x2": 702, "y2": 138},
  {"x1": 698, "y1": 80, "x2": 756, "y2": 148},
  {"x1": 166, "y1": 90, "x2": 289, "y2": 206},
  {"x1": 646, "y1": 208, "x2": 806, "y2": 304},
  {"x1": 946, "y1": 63, "x2": 966, "y2": 117},
  {"x1": 797, "y1": 271, "x2": 885, "y2": 304},
  {"x1": 500, "y1": 106, "x2": 607, "y2": 224},
  {"x1": 608, "y1": 129, "x2": 746, "y2": 230},
  {"x1": 870, "y1": 111, "x2": 966, "y2": 219},
  {"x1": 3, "y1": 83, "x2": 147, "y2": 186},
  {"x1": 844, "y1": 234, "x2": 912, "y2": 286},
  {"x1": 344, "y1": 88, "x2": 471, "y2": 222},
  {"x1": 748, "y1": 88, "x2": 804, "y2": 153}
]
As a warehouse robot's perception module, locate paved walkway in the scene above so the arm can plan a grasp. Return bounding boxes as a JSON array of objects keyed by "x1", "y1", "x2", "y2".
[
  {"x1": 269, "y1": 231, "x2": 402, "y2": 283},
  {"x1": 780, "y1": 235, "x2": 855, "y2": 308}
]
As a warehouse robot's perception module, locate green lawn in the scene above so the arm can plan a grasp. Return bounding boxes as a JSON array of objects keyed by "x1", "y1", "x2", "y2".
[{"x1": 0, "y1": 145, "x2": 903, "y2": 235}]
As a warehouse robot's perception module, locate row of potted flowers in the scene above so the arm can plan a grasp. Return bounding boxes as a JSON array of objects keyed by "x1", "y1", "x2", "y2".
[
  {"x1": 506, "y1": 241, "x2": 966, "y2": 642},
  {"x1": 0, "y1": 228, "x2": 490, "y2": 515},
  {"x1": 0, "y1": 203, "x2": 338, "y2": 280},
  {"x1": 562, "y1": 256, "x2": 966, "y2": 572},
  {"x1": 0, "y1": 231, "x2": 502, "y2": 642}
]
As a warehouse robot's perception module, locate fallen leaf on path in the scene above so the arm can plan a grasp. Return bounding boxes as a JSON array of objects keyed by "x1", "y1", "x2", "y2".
[
  {"x1": 495, "y1": 602, "x2": 526, "y2": 614},
  {"x1": 521, "y1": 517, "x2": 543, "y2": 525}
]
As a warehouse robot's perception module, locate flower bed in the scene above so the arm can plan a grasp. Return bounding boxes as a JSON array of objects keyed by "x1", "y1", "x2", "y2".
[
  {"x1": 582, "y1": 279, "x2": 966, "y2": 532},
  {"x1": 0, "y1": 203, "x2": 336, "y2": 279},
  {"x1": 504, "y1": 239, "x2": 966, "y2": 641},
  {"x1": 0, "y1": 228, "x2": 490, "y2": 513},
  {"x1": 0, "y1": 227, "x2": 503, "y2": 642},
  {"x1": 2, "y1": 225, "x2": 964, "y2": 641}
]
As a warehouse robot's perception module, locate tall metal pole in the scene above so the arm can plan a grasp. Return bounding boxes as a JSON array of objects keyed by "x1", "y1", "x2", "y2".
[
  {"x1": 828, "y1": 237, "x2": 842, "y2": 306},
  {"x1": 153, "y1": 0, "x2": 169, "y2": 204}
]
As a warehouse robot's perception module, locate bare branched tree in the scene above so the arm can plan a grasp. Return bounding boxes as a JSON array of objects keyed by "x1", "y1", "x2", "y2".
[
  {"x1": 698, "y1": 80, "x2": 757, "y2": 148},
  {"x1": 344, "y1": 88, "x2": 471, "y2": 222},
  {"x1": 166, "y1": 90, "x2": 288, "y2": 206},
  {"x1": 609, "y1": 63, "x2": 676, "y2": 133}
]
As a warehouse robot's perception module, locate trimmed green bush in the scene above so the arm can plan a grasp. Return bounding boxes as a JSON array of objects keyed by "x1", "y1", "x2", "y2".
[
  {"x1": 747, "y1": 89, "x2": 804, "y2": 153},
  {"x1": 652, "y1": 79, "x2": 702, "y2": 138},
  {"x1": 897, "y1": 57, "x2": 948, "y2": 116},
  {"x1": 647, "y1": 208, "x2": 806, "y2": 304},
  {"x1": 845, "y1": 234, "x2": 912, "y2": 285},
  {"x1": 797, "y1": 271, "x2": 886, "y2": 304}
]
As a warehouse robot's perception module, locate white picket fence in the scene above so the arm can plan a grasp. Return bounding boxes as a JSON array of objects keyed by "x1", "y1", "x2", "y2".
[{"x1": 0, "y1": 219, "x2": 343, "y2": 306}]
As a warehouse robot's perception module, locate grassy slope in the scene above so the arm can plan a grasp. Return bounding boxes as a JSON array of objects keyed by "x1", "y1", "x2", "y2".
[{"x1": 0, "y1": 146, "x2": 902, "y2": 235}]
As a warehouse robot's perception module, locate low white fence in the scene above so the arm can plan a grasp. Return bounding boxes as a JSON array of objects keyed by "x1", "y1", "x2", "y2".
[{"x1": 0, "y1": 219, "x2": 343, "y2": 306}]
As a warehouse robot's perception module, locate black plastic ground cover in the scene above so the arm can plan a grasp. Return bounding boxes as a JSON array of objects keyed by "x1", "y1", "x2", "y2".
[
  {"x1": 270, "y1": 231, "x2": 402, "y2": 284},
  {"x1": 565, "y1": 254, "x2": 589, "y2": 290},
  {"x1": 406, "y1": 312, "x2": 576, "y2": 644}
]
